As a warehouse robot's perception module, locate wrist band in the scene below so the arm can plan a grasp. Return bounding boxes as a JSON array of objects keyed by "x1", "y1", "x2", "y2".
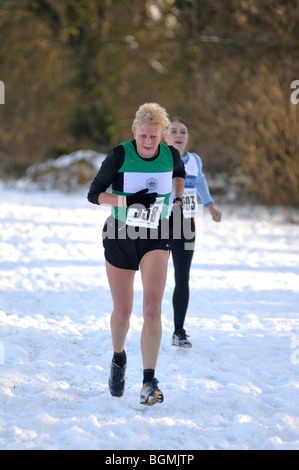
[{"x1": 173, "y1": 197, "x2": 183, "y2": 206}]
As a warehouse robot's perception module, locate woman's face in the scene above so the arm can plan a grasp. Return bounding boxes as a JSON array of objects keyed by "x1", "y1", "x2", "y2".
[
  {"x1": 165, "y1": 121, "x2": 188, "y2": 156},
  {"x1": 134, "y1": 123, "x2": 163, "y2": 159}
]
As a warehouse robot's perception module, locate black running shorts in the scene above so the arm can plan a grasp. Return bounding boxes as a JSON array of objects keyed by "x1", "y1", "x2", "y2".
[{"x1": 102, "y1": 216, "x2": 171, "y2": 270}]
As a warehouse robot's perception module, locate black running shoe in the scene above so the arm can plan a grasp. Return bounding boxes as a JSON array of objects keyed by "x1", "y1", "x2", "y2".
[
  {"x1": 172, "y1": 328, "x2": 192, "y2": 348},
  {"x1": 140, "y1": 378, "x2": 164, "y2": 406},
  {"x1": 109, "y1": 360, "x2": 126, "y2": 397}
]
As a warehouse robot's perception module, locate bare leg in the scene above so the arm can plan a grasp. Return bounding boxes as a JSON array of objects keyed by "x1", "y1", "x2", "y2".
[
  {"x1": 105, "y1": 260, "x2": 135, "y2": 353},
  {"x1": 139, "y1": 250, "x2": 169, "y2": 370}
]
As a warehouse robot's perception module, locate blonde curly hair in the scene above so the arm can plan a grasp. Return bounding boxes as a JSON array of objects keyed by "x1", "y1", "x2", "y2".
[{"x1": 132, "y1": 103, "x2": 170, "y2": 136}]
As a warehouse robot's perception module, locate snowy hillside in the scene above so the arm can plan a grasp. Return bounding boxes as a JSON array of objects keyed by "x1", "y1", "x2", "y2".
[{"x1": 0, "y1": 185, "x2": 299, "y2": 450}]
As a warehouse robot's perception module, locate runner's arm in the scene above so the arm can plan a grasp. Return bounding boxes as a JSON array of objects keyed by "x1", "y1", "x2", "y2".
[{"x1": 87, "y1": 146, "x2": 125, "y2": 206}]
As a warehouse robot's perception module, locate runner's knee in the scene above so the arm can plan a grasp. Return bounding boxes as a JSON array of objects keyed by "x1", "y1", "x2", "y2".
[{"x1": 143, "y1": 299, "x2": 161, "y2": 321}]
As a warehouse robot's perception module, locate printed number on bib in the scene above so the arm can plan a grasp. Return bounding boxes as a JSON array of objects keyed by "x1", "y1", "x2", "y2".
[
  {"x1": 126, "y1": 197, "x2": 165, "y2": 228},
  {"x1": 182, "y1": 187, "x2": 197, "y2": 218}
]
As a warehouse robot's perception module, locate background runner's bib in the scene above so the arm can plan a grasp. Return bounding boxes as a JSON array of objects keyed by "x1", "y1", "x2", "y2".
[
  {"x1": 183, "y1": 175, "x2": 197, "y2": 218},
  {"x1": 112, "y1": 141, "x2": 174, "y2": 225},
  {"x1": 168, "y1": 153, "x2": 199, "y2": 218}
]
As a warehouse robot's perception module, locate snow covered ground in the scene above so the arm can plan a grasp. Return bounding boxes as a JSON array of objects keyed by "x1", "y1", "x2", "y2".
[{"x1": 0, "y1": 185, "x2": 299, "y2": 450}]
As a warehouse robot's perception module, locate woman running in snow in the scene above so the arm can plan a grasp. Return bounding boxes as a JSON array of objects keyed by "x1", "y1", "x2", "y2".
[
  {"x1": 88, "y1": 104, "x2": 185, "y2": 405},
  {"x1": 165, "y1": 117, "x2": 222, "y2": 348}
]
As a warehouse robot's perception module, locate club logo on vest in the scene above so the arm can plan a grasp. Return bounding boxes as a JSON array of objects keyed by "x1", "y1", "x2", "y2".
[{"x1": 146, "y1": 177, "x2": 158, "y2": 191}]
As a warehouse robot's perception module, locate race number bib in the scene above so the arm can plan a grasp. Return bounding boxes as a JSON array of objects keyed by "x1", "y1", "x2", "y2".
[
  {"x1": 183, "y1": 187, "x2": 197, "y2": 218},
  {"x1": 126, "y1": 197, "x2": 165, "y2": 228}
]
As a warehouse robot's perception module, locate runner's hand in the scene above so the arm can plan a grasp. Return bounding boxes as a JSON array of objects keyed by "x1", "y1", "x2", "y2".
[
  {"x1": 207, "y1": 204, "x2": 222, "y2": 222},
  {"x1": 126, "y1": 189, "x2": 157, "y2": 208}
]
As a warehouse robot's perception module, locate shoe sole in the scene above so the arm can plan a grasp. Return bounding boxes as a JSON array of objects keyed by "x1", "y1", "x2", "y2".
[
  {"x1": 140, "y1": 390, "x2": 164, "y2": 406},
  {"x1": 172, "y1": 340, "x2": 192, "y2": 349}
]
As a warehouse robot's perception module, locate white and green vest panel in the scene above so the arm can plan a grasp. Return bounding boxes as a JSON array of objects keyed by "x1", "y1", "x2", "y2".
[{"x1": 112, "y1": 141, "x2": 174, "y2": 226}]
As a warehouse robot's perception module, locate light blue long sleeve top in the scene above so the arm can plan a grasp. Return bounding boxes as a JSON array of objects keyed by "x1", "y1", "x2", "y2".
[{"x1": 181, "y1": 152, "x2": 214, "y2": 207}]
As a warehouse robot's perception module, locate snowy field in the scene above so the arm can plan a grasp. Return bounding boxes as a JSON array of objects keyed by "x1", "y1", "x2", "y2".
[{"x1": 0, "y1": 185, "x2": 299, "y2": 450}]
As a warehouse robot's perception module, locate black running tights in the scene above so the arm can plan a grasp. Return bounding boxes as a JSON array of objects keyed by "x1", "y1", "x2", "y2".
[{"x1": 170, "y1": 217, "x2": 195, "y2": 331}]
